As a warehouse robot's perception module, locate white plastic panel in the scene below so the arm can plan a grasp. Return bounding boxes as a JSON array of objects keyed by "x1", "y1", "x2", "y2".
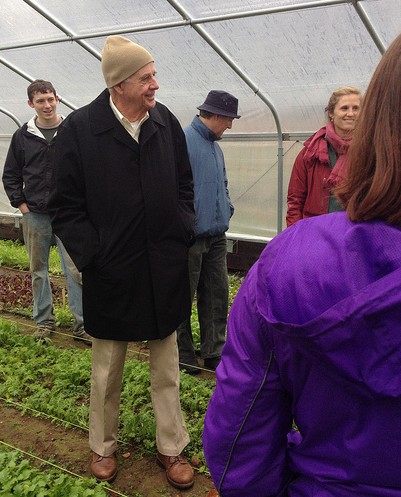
[{"x1": 0, "y1": 0, "x2": 400, "y2": 236}]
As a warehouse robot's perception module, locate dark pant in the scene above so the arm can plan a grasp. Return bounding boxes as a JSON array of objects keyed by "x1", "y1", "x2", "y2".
[{"x1": 177, "y1": 234, "x2": 228, "y2": 361}]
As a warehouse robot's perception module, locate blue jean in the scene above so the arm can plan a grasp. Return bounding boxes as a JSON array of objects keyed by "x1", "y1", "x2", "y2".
[
  {"x1": 22, "y1": 211, "x2": 83, "y2": 329},
  {"x1": 177, "y1": 234, "x2": 228, "y2": 360}
]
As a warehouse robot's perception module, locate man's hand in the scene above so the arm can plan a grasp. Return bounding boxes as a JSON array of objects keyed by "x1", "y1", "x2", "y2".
[{"x1": 18, "y1": 203, "x2": 29, "y2": 214}]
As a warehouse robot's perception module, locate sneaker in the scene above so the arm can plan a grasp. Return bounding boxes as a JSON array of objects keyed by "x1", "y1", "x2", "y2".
[
  {"x1": 73, "y1": 330, "x2": 92, "y2": 346},
  {"x1": 33, "y1": 325, "x2": 54, "y2": 341}
]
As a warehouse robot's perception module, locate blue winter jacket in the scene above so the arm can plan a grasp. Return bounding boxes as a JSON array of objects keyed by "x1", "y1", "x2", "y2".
[{"x1": 184, "y1": 116, "x2": 234, "y2": 237}]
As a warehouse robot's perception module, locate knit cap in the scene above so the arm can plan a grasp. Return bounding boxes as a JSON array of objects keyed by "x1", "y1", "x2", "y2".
[{"x1": 101, "y1": 35, "x2": 153, "y2": 88}]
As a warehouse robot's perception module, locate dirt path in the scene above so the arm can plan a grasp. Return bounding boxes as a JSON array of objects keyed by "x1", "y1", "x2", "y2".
[{"x1": 0, "y1": 403, "x2": 214, "y2": 497}]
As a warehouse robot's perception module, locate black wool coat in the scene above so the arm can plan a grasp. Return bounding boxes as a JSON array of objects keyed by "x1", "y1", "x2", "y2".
[{"x1": 48, "y1": 90, "x2": 195, "y2": 341}]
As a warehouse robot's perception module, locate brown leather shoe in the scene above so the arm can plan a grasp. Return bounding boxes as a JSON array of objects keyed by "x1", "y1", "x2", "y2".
[
  {"x1": 156, "y1": 451, "x2": 194, "y2": 489},
  {"x1": 90, "y1": 452, "x2": 117, "y2": 482}
]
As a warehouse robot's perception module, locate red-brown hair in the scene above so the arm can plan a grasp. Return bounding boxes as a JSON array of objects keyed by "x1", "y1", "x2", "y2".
[{"x1": 336, "y1": 33, "x2": 401, "y2": 225}]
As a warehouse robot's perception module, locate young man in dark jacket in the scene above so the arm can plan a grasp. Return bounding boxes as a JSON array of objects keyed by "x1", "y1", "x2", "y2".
[{"x1": 2, "y1": 79, "x2": 90, "y2": 345}]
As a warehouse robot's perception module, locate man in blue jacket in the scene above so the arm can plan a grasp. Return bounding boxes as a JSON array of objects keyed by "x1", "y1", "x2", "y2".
[{"x1": 177, "y1": 90, "x2": 240, "y2": 374}]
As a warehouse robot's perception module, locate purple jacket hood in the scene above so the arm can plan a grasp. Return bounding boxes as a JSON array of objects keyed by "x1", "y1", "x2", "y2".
[{"x1": 262, "y1": 212, "x2": 401, "y2": 399}]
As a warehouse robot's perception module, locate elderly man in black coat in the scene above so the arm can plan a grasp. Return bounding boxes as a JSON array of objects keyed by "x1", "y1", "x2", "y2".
[{"x1": 48, "y1": 35, "x2": 195, "y2": 489}]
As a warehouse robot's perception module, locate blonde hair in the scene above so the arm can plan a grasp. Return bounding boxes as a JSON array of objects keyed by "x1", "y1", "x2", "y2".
[{"x1": 325, "y1": 86, "x2": 361, "y2": 120}]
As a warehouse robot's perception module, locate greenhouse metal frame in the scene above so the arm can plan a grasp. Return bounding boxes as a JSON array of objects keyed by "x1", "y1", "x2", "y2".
[{"x1": 1, "y1": 0, "x2": 400, "y2": 241}]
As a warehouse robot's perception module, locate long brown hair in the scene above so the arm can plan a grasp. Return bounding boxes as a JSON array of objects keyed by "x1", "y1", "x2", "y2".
[{"x1": 336, "y1": 33, "x2": 401, "y2": 226}]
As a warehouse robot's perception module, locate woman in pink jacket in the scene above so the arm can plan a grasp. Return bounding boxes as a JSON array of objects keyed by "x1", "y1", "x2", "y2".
[{"x1": 286, "y1": 86, "x2": 361, "y2": 227}]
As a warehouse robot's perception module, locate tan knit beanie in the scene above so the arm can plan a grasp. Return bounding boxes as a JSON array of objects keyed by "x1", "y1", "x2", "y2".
[{"x1": 101, "y1": 35, "x2": 153, "y2": 88}]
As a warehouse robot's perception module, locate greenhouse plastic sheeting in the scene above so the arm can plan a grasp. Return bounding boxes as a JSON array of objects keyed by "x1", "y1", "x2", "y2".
[{"x1": 1, "y1": 0, "x2": 401, "y2": 238}]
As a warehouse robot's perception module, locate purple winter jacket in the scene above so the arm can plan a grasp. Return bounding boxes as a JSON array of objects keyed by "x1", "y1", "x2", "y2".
[{"x1": 203, "y1": 211, "x2": 401, "y2": 497}]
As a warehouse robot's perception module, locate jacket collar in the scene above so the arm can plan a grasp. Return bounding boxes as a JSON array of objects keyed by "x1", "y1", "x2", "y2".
[
  {"x1": 191, "y1": 115, "x2": 219, "y2": 142},
  {"x1": 88, "y1": 89, "x2": 165, "y2": 148},
  {"x1": 303, "y1": 125, "x2": 329, "y2": 165},
  {"x1": 26, "y1": 114, "x2": 64, "y2": 139}
]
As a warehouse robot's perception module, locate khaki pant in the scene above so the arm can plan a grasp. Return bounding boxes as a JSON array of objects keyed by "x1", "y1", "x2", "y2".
[{"x1": 89, "y1": 332, "x2": 190, "y2": 456}]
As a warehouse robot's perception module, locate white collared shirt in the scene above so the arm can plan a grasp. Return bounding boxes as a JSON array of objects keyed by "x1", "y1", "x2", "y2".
[{"x1": 109, "y1": 96, "x2": 149, "y2": 143}]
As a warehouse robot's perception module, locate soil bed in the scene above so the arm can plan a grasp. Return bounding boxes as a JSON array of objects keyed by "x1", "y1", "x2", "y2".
[
  {"x1": 0, "y1": 403, "x2": 214, "y2": 497},
  {"x1": 0, "y1": 266, "x2": 215, "y2": 497}
]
